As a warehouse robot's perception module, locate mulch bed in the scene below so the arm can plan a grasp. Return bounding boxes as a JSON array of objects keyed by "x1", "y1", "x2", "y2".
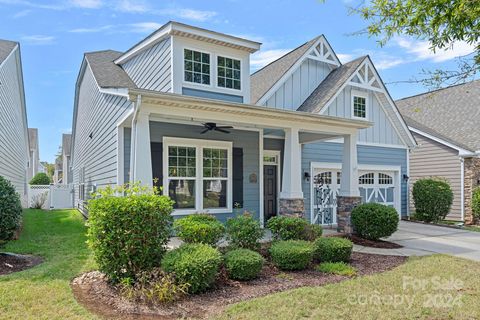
[
  {"x1": 71, "y1": 252, "x2": 407, "y2": 320},
  {"x1": 348, "y1": 234, "x2": 403, "y2": 249},
  {"x1": 0, "y1": 253, "x2": 43, "y2": 276}
]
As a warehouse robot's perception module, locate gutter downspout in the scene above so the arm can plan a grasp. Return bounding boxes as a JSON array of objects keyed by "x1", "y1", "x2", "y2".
[{"x1": 130, "y1": 94, "x2": 142, "y2": 182}]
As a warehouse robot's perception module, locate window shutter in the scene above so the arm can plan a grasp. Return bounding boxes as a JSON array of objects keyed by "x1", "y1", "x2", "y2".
[
  {"x1": 151, "y1": 142, "x2": 163, "y2": 189},
  {"x1": 233, "y1": 147, "x2": 243, "y2": 208}
]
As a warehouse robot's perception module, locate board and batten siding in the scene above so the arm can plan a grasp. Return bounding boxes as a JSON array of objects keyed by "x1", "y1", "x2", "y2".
[
  {"x1": 149, "y1": 121, "x2": 260, "y2": 222},
  {"x1": 0, "y1": 46, "x2": 28, "y2": 197},
  {"x1": 263, "y1": 59, "x2": 331, "y2": 110},
  {"x1": 71, "y1": 65, "x2": 132, "y2": 208},
  {"x1": 409, "y1": 132, "x2": 462, "y2": 220},
  {"x1": 325, "y1": 85, "x2": 403, "y2": 146},
  {"x1": 121, "y1": 38, "x2": 172, "y2": 92}
]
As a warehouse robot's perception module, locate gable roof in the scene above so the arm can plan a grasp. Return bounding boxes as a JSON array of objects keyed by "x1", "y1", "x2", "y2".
[
  {"x1": 396, "y1": 80, "x2": 480, "y2": 152},
  {"x1": 297, "y1": 56, "x2": 366, "y2": 113},
  {"x1": 250, "y1": 36, "x2": 322, "y2": 104},
  {"x1": 62, "y1": 133, "x2": 72, "y2": 157},
  {"x1": 84, "y1": 50, "x2": 136, "y2": 89},
  {"x1": 0, "y1": 39, "x2": 17, "y2": 65}
]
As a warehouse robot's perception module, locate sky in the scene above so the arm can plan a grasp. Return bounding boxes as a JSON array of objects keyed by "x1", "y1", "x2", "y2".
[{"x1": 0, "y1": 0, "x2": 476, "y2": 162}]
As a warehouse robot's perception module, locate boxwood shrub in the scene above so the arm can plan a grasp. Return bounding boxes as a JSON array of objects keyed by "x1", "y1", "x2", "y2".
[
  {"x1": 269, "y1": 240, "x2": 314, "y2": 270},
  {"x1": 0, "y1": 176, "x2": 22, "y2": 244},
  {"x1": 267, "y1": 216, "x2": 323, "y2": 241},
  {"x1": 313, "y1": 237, "x2": 353, "y2": 263},
  {"x1": 87, "y1": 184, "x2": 174, "y2": 282},
  {"x1": 225, "y1": 212, "x2": 264, "y2": 250},
  {"x1": 161, "y1": 243, "x2": 222, "y2": 293},
  {"x1": 351, "y1": 203, "x2": 399, "y2": 240},
  {"x1": 412, "y1": 178, "x2": 453, "y2": 222},
  {"x1": 224, "y1": 248, "x2": 264, "y2": 281},
  {"x1": 174, "y1": 214, "x2": 225, "y2": 246}
]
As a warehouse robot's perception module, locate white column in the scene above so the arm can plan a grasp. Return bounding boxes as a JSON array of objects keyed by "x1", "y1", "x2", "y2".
[
  {"x1": 280, "y1": 127, "x2": 303, "y2": 199},
  {"x1": 339, "y1": 132, "x2": 360, "y2": 197},
  {"x1": 132, "y1": 111, "x2": 153, "y2": 187}
]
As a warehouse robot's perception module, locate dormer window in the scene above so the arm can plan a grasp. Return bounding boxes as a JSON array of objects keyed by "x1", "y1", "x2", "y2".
[
  {"x1": 217, "y1": 56, "x2": 241, "y2": 90},
  {"x1": 184, "y1": 49, "x2": 210, "y2": 85},
  {"x1": 352, "y1": 90, "x2": 368, "y2": 119}
]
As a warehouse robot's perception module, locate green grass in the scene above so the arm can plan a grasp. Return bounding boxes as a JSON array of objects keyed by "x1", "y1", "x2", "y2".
[
  {"x1": 0, "y1": 209, "x2": 97, "y2": 320},
  {"x1": 218, "y1": 255, "x2": 480, "y2": 320},
  {"x1": 316, "y1": 262, "x2": 357, "y2": 277}
]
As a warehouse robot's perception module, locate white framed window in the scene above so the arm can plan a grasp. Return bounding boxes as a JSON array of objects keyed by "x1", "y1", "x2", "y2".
[
  {"x1": 217, "y1": 56, "x2": 241, "y2": 90},
  {"x1": 351, "y1": 90, "x2": 368, "y2": 119},
  {"x1": 184, "y1": 49, "x2": 211, "y2": 85},
  {"x1": 163, "y1": 137, "x2": 232, "y2": 215}
]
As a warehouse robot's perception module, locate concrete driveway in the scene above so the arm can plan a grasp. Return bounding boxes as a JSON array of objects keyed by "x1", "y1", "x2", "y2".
[{"x1": 382, "y1": 221, "x2": 480, "y2": 261}]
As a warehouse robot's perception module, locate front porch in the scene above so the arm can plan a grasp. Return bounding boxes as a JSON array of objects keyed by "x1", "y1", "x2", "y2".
[{"x1": 118, "y1": 89, "x2": 371, "y2": 227}]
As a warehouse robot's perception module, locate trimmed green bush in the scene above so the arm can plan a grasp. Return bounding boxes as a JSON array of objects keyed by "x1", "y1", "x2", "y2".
[
  {"x1": 351, "y1": 203, "x2": 399, "y2": 240},
  {"x1": 313, "y1": 237, "x2": 353, "y2": 263},
  {"x1": 161, "y1": 243, "x2": 222, "y2": 293},
  {"x1": 174, "y1": 213, "x2": 225, "y2": 246},
  {"x1": 225, "y1": 212, "x2": 264, "y2": 250},
  {"x1": 302, "y1": 223, "x2": 323, "y2": 241},
  {"x1": 224, "y1": 248, "x2": 264, "y2": 281},
  {"x1": 472, "y1": 187, "x2": 480, "y2": 223},
  {"x1": 267, "y1": 215, "x2": 323, "y2": 241},
  {"x1": 316, "y1": 262, "x2": 357, "y2": 277},
  {"x1": 29, "y1": 172, "x2": 50, "y2": 185},
  {"x1": 87, "y1": 184, "x2": 174, "y2": 282},
  {"x1": 412, "y1": 178, "x2": 453, "y2": 222},
  {"x1": 0, "y1": 176, "x2": 22, "y2": 244},
  {"x1": 269, "y1": 240, "x2": 314, "y2": 270}
]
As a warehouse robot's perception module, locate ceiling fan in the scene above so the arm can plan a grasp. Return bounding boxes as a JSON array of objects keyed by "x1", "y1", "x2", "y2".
[{"x1": 200, "y1": 122, "x2": 233, "y2": 134}]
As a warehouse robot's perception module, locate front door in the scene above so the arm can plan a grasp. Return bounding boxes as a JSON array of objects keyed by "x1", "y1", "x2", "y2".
[{"x1": 264, "y1": 165, "x2": 277, "y2": 220}]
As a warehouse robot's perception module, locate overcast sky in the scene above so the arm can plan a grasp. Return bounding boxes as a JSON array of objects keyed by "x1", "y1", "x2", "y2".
[{"x1": 0, "y1": 0, "x2": 476, "y2": 162}]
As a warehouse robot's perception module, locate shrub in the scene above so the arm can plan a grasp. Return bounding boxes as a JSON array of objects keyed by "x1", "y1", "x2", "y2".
[
  {"x1": 316, "y1": 262, "x2": 357, "y2": 277},
  {"x1": 412, "y1": 178, "x2": 453, "y2": 222},
  {"x1": 30, "y1": 192, "x2": 48, "y2": 209},
  {"x1": 225, "y1": 212, "x2": 264, "y2": 250},
  {"x1": 302, "y1": 223, "x2": 323, "y2": 241},
  {"x1": 161, "y1": 243, "x2": 222, "y2": 294},
  {"x1": 351, "y1": 203, "x2": 399, "y2": 240},
  {"x1": 29, "y1": 172, "x2": 50, "y2": 185},
  {"x1": 174, "y1": 214, "x2": 225, "y2": 246},
  {"x1": 267, "y1": 215, "x2": 322, "y2": 241},
  {"x1": 119, "y1": 268, "x2": 189, "y2": 304},
  {"x1": 224, "y1": 249, "x2": 264, "y2": 281},
  {"x1": 87, "y1": 184, "x2": 174, "y2": 282},
  {"x1": 269, "y1": 240, "x2": 314, "y2": 270},
  {"x1": 472, "y1": 187, "x2": 480, "y2": 223},
  {"x1": 313, "y1": 237, "x2": 353, "y2": 263},
  {"x1": 0, "y1": 176, "x2": 22, "y2": 244}
]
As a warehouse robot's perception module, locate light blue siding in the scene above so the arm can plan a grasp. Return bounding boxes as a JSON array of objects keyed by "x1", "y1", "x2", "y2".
[
  {"x1": 149, "y1": 121, "x2": 259, "y2": 222},
  {"x1": 122, "y1": 38, "x2": 172, "y2": 92},
  {"x1": 182, "y1": 87, "x2": 243, "y2": 103},
  {"x1": 302, "y1": 142, "x2": 408, "y2": 219}
]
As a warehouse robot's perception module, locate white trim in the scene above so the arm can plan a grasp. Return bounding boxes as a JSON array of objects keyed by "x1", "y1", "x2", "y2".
[
  {"x1": 259, "y1": 132, "x2": 264, "y2": 227},
  {"x1": 323, "y1": 137, "x2": 408, "y2": 149},
  {"x1": 409, "y1": 126, "x2": 475, "y2": 156},
  {"x1": 216, "y1": 54, "x2": 243, "y2": 92},
  {"x1": 351, "y1": 89, "x2": 369, "y2": 120},
  {"x1": 162, "y1": 136, "x2": 233, "y2": 216},
  {"x1": 263, "y1": 149, "x2": 281, "y2": 224},
  {"x1": 116, "y1": 126, "x2": 124, "y2": 186},
  {"x1": 99, "y1": 87, "x2": 129, "y2": 97},
  {"x1": 182, "y1": 46, "x2": 213, "y2": 89},
  {"x1": 460, "y1": 158, "x2": 465, "y2": 221}
]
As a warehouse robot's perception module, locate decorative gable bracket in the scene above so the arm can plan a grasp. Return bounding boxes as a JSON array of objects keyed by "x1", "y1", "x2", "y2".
[
  {"x1": 348, "y1": 60, "x2": 383, "y2": 93},
  {"x1": 306, "y1": 37, "x2": 340, "y2": 67}
]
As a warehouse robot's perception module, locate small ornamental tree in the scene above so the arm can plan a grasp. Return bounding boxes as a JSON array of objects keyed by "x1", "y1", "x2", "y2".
[
  {"x1": 87, "y1": 183, "x2": 174, "y2": 282},
  {"x1": 412, "y1": 178, "x2": 453, "y2": 222},
  {"x1": 472, "y1": 187, "x2": 480, "y2": 224},
  {"x1": 0, "y1": 176, "x2": 22, "y2": 244},
  {"x1": 29, "y1": 173, "x2": 51, "y2": 185}
]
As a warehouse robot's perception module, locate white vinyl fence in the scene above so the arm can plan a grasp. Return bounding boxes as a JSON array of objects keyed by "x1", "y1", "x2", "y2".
[{"x1": 28, "y1": 184, "x2": 74, "y2": 210}]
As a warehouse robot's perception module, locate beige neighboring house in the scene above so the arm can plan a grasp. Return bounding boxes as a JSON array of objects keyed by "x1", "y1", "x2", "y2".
[{"x1": 397, "y1": 80, "x2": 480, "y2": 223}]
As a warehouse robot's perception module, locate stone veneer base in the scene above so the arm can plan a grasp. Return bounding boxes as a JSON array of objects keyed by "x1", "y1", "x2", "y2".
[
  {"x1": 279, "y1": 198, "x2": 305, "y2": 217},
  {"x1": 336, "y1": 196, "x2": 362, "y2": 235}
]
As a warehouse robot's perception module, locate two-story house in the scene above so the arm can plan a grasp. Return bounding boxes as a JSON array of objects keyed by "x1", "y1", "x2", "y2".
[{"x1": 70, "y1": 21, "x2": 415, "y2": 225}]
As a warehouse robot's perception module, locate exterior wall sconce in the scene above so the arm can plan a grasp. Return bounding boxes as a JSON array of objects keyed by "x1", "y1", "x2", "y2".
[
  {"x1": 304, "y1": 172, "x2": 311, "y2": 182},
  {"x1": 403, "y1": 174, "x2": 409, "y2": 182}
]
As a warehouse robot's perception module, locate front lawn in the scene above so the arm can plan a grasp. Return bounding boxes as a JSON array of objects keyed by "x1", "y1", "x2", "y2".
[
  {"x1": 0, "y1": 209, "x2": 97, "y2": 319},
  {"x1": 217, "y1": 255, "x2": 480, "y2": 320}
]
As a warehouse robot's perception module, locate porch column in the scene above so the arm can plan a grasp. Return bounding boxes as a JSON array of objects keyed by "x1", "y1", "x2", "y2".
[
  {"x1": 338, "y1": 132, "x2": 361, "y2": 234},
  {"x1": 279, "y1": 127, "x2": 304, "y2": 216},
  {"x1": 131, "y1": 111, "x2": 153, "y2": 187}
]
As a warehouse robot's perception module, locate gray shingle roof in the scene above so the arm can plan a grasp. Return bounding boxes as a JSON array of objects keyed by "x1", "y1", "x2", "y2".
[
  {"x1": 28, "y1": 128, "x2": 38, "y2": 151},
  {"x1": 250, "y1": 36, "x2": 322, "y2": 104},
  {"x1": 297, "y1": 56, "x2": 366, "y2": 113},
  {"x1": 0, "y1": 39, "x2": 17, "y2": 65},
  {"x1": 84, "y1": 50, "x2": 136, "y2": 89},
  {"x1": 62, "y1": 133, "x2": 72, "y2": 157},
  {"x1": 396, "y1": 80, "x2": 480, "y2": 152}
]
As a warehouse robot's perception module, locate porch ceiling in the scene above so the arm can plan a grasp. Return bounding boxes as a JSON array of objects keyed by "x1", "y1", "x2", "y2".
[{"x1": 127, "y1": 89, "x2": 372, "y2": 136}]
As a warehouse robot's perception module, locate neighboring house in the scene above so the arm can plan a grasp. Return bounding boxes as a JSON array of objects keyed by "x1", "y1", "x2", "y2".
[
  {"x1": 0, "y1": 39, "x2": 29, "y2": 200},
  {"x1": 397, "y1": 80, "x2": 480, "y2": 224},
  {"x1": 53, "y1": 157, "x2": 63, "y2": 184},
  {"x1": 38, "y1": 161, "x2": 46, "y2": 174},
  {"x1": 62, "y1": 133, "x2": 72, "y2": 184},
  {"x1": 28, "y1": 128, "x2": 40, "y2": 181},
  {"x1": 71, "y1": 21, "x2": 415, "y2": 223}
]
